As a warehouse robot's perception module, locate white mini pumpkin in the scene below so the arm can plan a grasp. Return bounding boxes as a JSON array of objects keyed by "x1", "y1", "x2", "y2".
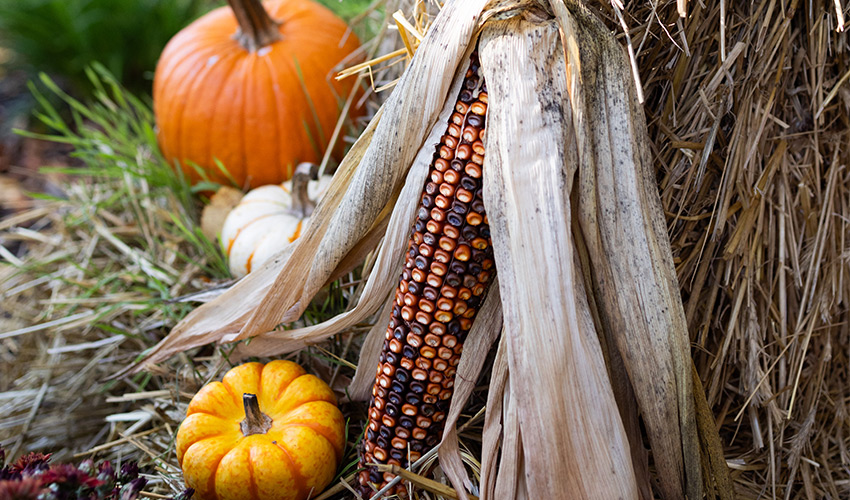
[{"x1": 221, "y1": 163, "x2": 332, "y2": 277}]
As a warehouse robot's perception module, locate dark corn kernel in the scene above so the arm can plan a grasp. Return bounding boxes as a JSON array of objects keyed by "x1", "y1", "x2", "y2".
[{"x1": 357, "y1": 51, "x2": 495, "y2": 498}]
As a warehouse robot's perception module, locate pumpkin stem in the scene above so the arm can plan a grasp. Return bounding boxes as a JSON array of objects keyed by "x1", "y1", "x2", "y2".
[
  {"x1": 290, "y1": 162, "x2": 318, "y2": 218},
  {"x1": 240, "y1": 393, "x2": 273, "y2": 436},
  {"x1": 227, "y1": 0, "x2": 282, "y2": 52}
]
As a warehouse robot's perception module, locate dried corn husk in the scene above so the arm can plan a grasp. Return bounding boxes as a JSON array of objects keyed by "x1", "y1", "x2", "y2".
[
  {"x1": 478, "y1": 334, "x2": 509, "y2": 500},
  {"x1": 554, "y1": 1, "x2": 702, "y2": 498},
  {"x1": 124, "y1": 0, "x2": 731, "y2": 497},
  {"x1": 479, "y1": 15, "x2": 638, "y2": 498},
  {"x1": 347, "y1": 297, "x2": 394, "y2": 402},
  {"x1": 438, "y1": 282, "x2": 502, "y2": 500}
]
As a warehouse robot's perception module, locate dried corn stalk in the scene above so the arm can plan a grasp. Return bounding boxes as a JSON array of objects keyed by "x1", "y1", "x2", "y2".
[{"x1": 128, "y1": 0, "x2": 731, "y2": 498}]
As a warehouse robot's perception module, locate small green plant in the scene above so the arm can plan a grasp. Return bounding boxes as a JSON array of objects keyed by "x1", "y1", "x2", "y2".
[
  {"x1": 0, "y1": 0, "x2": 209, "y2": 94},
  {"x1": 24, "y1": 66, "x2": 194, "y2": 202}
]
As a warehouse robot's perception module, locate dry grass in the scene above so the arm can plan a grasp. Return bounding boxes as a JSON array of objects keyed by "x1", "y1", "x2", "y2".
[{"x1": 1, "y1": 0, "x2": 849, "y2": 498}]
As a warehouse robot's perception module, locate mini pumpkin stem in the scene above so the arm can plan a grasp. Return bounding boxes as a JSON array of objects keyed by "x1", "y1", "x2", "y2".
[
  {"x1": 240, "y1": 393, "x2": 273, "y2": 436},
  {"x1": 227, "y1": 0, "x2": 282, "y2": 52},
  {"x1": 290, "y1": 162, "x2": 318, "y2": 218}
]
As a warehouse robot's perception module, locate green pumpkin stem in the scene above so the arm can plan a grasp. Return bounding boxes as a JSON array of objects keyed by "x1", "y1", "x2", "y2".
[
  {"x1": 240, "y1": 393, "x2": 273, "y2": 436},
  {"x1": 227, "y1": 0, "x2": 282, "y2": 52}
]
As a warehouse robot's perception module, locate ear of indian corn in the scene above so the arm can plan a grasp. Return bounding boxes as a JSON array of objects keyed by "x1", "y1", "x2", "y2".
[{"x1": 358, "y1": 52, "x2": 494, "y2": 497}]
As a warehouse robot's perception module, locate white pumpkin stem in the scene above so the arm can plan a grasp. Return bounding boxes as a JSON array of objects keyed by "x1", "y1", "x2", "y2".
[
  {"x1": 240, "y1": 393, "x2": 273, "y2": 436},
  {"x1": 228, "y1": 0, "x2": 282, "y2": 52},
  {"x1": 290, "y1": 162, "x2": 318, "y2": 218}
]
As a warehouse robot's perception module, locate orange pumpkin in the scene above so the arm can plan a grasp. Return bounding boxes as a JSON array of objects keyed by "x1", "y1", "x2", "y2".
[
  {"x1": 176, "y1": 361, "x2": 345, "y2": 500},
  {"x1": 153, "y1": 0, "x2": 361, "y2": 188}
]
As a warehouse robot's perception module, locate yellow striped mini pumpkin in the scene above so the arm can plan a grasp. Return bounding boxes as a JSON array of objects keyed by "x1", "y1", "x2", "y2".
[{"x1": 176, "y1": 361, "x2": 345, "y2": 500}]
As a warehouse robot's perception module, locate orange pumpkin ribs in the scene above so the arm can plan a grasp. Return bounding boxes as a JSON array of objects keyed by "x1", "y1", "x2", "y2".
[{"x1": 358, "y1": 52, "x2": 494, "y2": 497}]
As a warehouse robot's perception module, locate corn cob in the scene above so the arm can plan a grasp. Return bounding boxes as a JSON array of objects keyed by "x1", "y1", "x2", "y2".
[{"x1": 358, "y1": 52, "x2": 494, "y2": 497}]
